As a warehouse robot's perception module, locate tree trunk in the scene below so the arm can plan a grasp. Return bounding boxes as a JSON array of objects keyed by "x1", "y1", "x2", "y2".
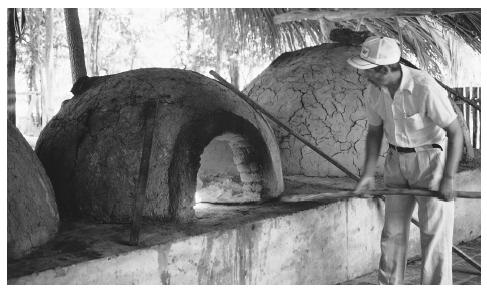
[
  {"x1": 27, "y1": 9, "x2": 42, "y2": 128},
  {"x1": 88, "y1": 8, "x2": 101, "y2": 76},
  {"x1": 130, "y1": 46, "x2": 137, "y2": 70},
  {"x1": 39, "y1": 63, "x2": 47, "y2": 126},
  {"x1": 227, "y1": 48, "x2": 240, "y2": 90},
  {"x1": 27, "y1": 65, "x2": 34, "y2": 127},
  {"x1": 229, "y1": 58, "x2": 239, "y2": 90},
  {"x1": 185, "y1": 10, "x2": 192, "y2": 51},
  {"x1": 27, "y1": 63, "x2": 41, "y2": 128},
  {"x1": 7, "y1": 8, "x2": 16, "y2": 125},
  {"x1": 42, "y1": 8, "x2": 53, "y2": 125},
  {"x1": 64, "y1": 8, "x2": 87, "y2": 84},
  {"x1": 215, "y1": 33, "x2": 223, "y2": 73}
]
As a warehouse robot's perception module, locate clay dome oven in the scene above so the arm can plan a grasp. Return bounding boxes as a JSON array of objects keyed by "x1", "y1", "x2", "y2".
[
  {"x1": 244, "y1": 43, "x2": 375, "y2": 177},
  {"x1": 36, "y1": 68, "x2": 284, "y2": 223},
  {"x1": 8, "y1": 121, "x2": 59, "y2": 260}
]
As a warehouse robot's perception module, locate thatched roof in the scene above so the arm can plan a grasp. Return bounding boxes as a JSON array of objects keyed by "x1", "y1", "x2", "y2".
[{"x1": 184, "y1": 8, "x2": 480, "y2": 75}]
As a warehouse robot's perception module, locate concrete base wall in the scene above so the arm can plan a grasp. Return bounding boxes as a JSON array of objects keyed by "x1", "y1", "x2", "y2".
[
  {"x1": 10, "y1": 198, "x2": 384, "y2": 284},
  {"x1": 9, "y1": 170, "x2": 480, "y2": 285}
]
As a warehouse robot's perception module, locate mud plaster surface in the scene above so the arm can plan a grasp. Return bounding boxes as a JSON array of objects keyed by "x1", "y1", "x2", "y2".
[
  {"x1": 245, "y1": 43, "x2": 387, "y2": 177},
  {"x1": 7, "y1": 176, "x2": 357, "y2": 280},
  {"x1": 35, "y1": 68, "x2": 283, "y2": 222},
  {"x1": 7, "y1": 122, "x2": 59, "y2": 260}
]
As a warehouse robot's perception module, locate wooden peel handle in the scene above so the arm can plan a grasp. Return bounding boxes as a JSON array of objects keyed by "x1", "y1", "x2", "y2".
[{"x1": 359, "y1": 188, "x2": 480, "y2": 199}]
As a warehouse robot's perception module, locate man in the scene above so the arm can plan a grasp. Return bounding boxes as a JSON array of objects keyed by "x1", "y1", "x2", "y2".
[{"x1": 347, "y1": 36, "x2": 464, "y2": 285}]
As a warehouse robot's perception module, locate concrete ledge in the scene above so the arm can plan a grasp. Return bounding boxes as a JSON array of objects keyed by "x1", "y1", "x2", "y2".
[
  {"x1": 8, "y1": 172, "x2": 480, "y2": 285},
  {"x1": 9, "y1": 200, "x2": 383, "y2": 284}
]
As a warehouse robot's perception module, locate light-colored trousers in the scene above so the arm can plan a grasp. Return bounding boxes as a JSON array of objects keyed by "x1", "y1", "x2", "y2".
[{"x1": 379, "y1": 147, "x2": 454, "y2": 285}]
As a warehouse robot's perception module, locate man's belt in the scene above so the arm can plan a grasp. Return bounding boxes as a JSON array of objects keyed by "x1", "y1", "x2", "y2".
[{"x1": 389, "y1": 143, "x2": 443, "y2": 153}]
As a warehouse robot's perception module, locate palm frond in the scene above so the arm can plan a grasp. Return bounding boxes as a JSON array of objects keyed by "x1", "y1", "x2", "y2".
[{"x1": 179, "y1": 8, "x2": 480, "y2": 79}]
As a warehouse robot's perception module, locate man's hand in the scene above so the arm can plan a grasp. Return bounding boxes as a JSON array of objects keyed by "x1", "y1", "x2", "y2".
[
  {"x1": 439, "y1": 176, "x2": 456, "y2": 202},
  {"x1": 353, "y1": 175, "x2": 375, "y2": 197}
]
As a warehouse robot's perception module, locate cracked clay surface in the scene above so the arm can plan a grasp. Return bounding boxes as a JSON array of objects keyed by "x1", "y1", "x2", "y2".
[{"x1": 245, "y1": 44, "x2": 386, "y2": 177}]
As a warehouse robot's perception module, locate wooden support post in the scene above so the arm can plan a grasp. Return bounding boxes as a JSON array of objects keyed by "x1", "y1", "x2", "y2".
[
  {"x1": 280, "y1": 187, "x2": 480, "y2": 201},
  {"x1": 479, "y1": 87, "x2": 481, "y2": 149},
  {"x1": 466, "y1": 87, "x2": 471, "y2": 143},
  {"x1": 129, "y1": 99, "x2": 158, "y2": 246},
  {"x1": 456, "y1": 88, "x2": 465, "y2": 120},
  {"x1": 472, "y1": 87, "x2": 478, "y2": 149}
]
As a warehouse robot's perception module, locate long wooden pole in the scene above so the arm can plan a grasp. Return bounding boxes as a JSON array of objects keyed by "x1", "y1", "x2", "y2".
[
  {"x1": 280, "y1": 187, "x2": 480, "y2": 201},
  {"x1": 210, "y1": 70, "x2": 481, "y2": 272}
]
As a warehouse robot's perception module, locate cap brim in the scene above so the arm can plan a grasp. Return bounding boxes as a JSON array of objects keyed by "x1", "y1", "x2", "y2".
[{"x1": 347, "y1": 56, "x2": 378, "y2": 70}]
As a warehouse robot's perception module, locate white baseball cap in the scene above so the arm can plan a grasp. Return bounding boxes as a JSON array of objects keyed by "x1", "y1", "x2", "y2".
[{"x1": 347, "y1": 36, "x2": 401, "y2": 69}]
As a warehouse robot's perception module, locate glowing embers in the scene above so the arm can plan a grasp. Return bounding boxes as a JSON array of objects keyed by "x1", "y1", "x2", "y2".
[{"x1": 195, "y1": 134, "x2": 263, "y2": 205}]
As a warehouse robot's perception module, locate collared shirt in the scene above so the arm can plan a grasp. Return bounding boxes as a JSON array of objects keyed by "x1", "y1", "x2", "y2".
[{"x1": 365, "y1": 64, "x2": 457, "y2": 147}]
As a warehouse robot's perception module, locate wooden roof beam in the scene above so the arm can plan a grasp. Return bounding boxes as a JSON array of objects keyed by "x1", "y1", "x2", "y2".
[{"x1": 274, "y1": 8, "x2": 480, "y2": 24}]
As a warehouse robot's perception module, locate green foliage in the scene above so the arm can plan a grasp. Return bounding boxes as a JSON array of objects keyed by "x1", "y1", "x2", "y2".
[{"x1": 16, "y1": 9, "x2": 67, "y2": 78}]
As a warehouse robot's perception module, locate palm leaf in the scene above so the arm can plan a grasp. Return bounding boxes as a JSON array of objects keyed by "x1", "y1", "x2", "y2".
[{"x1": 178, "y1": 8, "x2": 479, "y2": 79}]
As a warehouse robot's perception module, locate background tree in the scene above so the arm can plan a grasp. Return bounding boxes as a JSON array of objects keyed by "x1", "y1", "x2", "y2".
[
  {"x1": 17, "y1": 8, "x2": 43, "y2": 128},
  {"x1": 41, "y1": 8, "x2": 53, "y2": 124},
  {"x1": 16, "y1": 8, "x2": 58, "y2": 128},
  {"x1": 7, "y1": 9, "x2": 17, "y2": 125},
  {"x1": 87, "y1": 8, "x2": 102, "y2": 76},
  {"x1": 96, "y1": 9, "x2": 143, "y2": 74}
]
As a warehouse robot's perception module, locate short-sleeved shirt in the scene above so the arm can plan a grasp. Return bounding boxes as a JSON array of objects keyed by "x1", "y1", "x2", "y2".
[{"x1": 365, "y1": 64, "x2": 457, "y2": 147}]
